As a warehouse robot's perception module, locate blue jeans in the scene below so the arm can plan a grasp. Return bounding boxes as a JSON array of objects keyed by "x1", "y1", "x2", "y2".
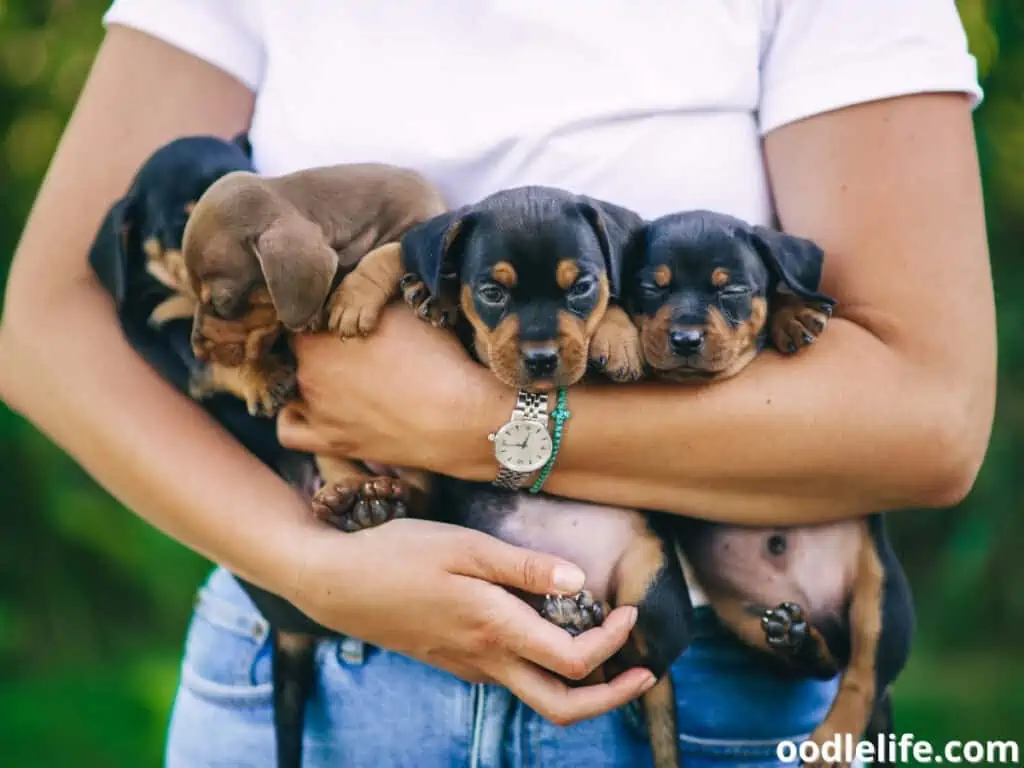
[{"x1": 165, "y1": 568, "x2": 840, "y2": 767}]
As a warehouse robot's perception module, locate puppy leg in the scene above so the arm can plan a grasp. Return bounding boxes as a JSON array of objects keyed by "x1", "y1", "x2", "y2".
[
  {"x1": 588, "y1": 305, "x2": 644, "y2": 382},
  {"x1": 803, "y1": 534, "x2": 884, "y2": 768},
  {"x1": 326, "y1": 242, "x2": 404, "y2": 338},
  {"x1": 272, "y1": 630, "x2": 316, "y2": 768},
  {"x1": 770, "y1": 289, "x2": 832, "y2": 354},
  {"x1": 312, "y1": 457, "x2": 432, "y2": 531},
  {"x1": 148, "y1": 293, "x2": 197, "y2": 328},
  {"x1": 608, "y1": 521, "x2": 691, "y2": 768},
  {"x1": 189, "y1": 357, "x2": 297, "y2": 417},
  {"x1": 709, "y1": 596, "x2": 841, "y2": 680}
]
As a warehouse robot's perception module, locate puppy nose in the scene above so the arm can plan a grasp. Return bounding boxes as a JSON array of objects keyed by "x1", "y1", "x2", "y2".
[
  {"x1": 669, "y1": 328, "x2": 705, "y2": 355},
  {"x1": 523, "y1": 347, "x2": 559, "y2": 379}
]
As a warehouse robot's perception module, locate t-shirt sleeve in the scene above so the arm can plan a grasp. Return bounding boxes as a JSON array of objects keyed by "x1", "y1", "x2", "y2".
[
  {"x1": 102, "y1": 0, "x2": 265, "y2": 92},
  {"x1": 758, "y1": 0, "x2": 983, "y2": 135}
]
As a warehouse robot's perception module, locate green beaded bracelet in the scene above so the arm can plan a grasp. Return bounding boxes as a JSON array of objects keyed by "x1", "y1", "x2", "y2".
[{"x1": 529, "y1": 387, "x2": 570, "y2": 494}]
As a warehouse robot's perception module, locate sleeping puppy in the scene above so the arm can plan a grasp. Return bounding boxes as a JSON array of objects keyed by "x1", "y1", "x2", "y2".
[
  {"x1": 88, "y1": 133, "x2": 254, "y2": 376},
  {"x1": 626, "y1": 210, "x2": 915, "y2": 768},
  {"x1": 324, "y1": 186, "x2": 691, "y2": 768},
  {"x1": 182, "y1": 162, "x2": 447, "y2": 768}
]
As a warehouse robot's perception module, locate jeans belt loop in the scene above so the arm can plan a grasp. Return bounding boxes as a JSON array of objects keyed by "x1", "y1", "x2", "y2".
[{"x1": 338, "y1": 636, "x2": 367, "y2": 665}]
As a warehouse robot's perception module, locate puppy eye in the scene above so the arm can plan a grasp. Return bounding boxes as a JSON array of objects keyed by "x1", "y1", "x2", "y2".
[
  {"x1": 567, "y1": 276, "x2": 596, "y2": 299},
  {"x1": 478, "y1": 283, "x2": 508, "y2": 305}
]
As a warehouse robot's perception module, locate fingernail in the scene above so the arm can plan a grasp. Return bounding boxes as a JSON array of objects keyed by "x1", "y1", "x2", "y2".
[
  {"x1": 552, "y1": 565, "x2": 586, "y2": 594},
  {"x1": 639, "y1": 673, "x2": 657, "y2": 693},
  {"x1": 624, "y1": 606, "x2": 639, "y2": 628}
]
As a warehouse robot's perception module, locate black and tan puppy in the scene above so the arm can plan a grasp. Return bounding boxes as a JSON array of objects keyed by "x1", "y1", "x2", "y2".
[
  {"x1": 326, "y1": 187, "x2": 690, "y2": 768},
  {"x1": 182, "y1": 163, "x2": 448, "y2": 768},
  {"x1": 626, "y1": 210, "x2": 915, "y2": 768},
  {"x1": 88, "y1": 134, "x2": 255, "y2": 386}
]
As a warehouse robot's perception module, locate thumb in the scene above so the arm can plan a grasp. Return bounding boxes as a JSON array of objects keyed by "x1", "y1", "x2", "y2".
[
  {"x1": 456, "y1": 531, "x2": 587, "y2": 596},
  {"x1": 277, "y1": 403, "x2": 331, "y2": 454}
]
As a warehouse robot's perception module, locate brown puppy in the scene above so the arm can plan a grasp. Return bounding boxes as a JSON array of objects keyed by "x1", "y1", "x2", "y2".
[{"x1": 182, "y1": 162, "x2": 447, "y2": 768}]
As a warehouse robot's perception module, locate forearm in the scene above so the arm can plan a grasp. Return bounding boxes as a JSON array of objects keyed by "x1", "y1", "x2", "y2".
[
  {"x1": 0, "y1": 287, "x2": 314, "y2": 598},
  {"x1": 547, "y1": 320, "x2": 985, "y2": 524}
]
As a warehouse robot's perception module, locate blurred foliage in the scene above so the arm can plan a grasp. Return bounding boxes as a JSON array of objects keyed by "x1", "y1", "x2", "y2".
[{"x1": 0, "y1": 1, "x2": 1021, "y2": 764}]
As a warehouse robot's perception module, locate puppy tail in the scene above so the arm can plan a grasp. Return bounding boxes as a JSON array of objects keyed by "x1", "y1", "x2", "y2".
[
  {"x1": 272, "y1": 630, "x2": 317, "y2": 768},
  {"x1": 642, "y1": 676, "x2": 680, "y2": 768}
]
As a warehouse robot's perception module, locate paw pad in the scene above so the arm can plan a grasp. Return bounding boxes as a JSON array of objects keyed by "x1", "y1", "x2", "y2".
[
  {"x1": 541, "y1": 591, "x2": 605, "y2": 637},
  {"x1": 761, "y1": 601, "x2": 809, "y2": 651}
]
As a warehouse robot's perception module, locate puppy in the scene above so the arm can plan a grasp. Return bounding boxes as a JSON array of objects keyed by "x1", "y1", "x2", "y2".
[
  {"x1": 626, "y1": 210, "x2": 915, "y2": 768},
  {"x1": 325, "y1": 186, "x2": 691, "y2": 768},
  {"x1": 182, "y1": 162, "x2": 448, "y2": 768},
  {"x1": 88, "y1": 134, "x2": 254, "y2": 385}
]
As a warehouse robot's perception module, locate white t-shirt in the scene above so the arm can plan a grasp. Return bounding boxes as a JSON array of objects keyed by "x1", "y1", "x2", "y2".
[{"x1": 103, "y1": 0, "x2": 982, "y2": 226}]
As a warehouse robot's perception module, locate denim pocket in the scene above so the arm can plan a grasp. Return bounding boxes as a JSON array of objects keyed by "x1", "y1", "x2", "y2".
[{"x1": 178, "y1": 581, "x2": 274, "y2": 705}]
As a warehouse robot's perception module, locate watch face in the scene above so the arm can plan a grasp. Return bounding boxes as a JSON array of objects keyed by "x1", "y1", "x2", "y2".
[{"x1": 493, "y1": 420, "x2": 553, "y2": 473}]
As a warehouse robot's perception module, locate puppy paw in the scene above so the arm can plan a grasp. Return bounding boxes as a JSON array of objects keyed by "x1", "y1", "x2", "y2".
[
  {"x1": 256, "y1": 363, "x2": 299, "y2": 416},
  {"x1": 771, "y1": 297, "x2": 833, "y2": 355},
  {"x1": 589, "y1": 317, "x2": 644, "y2": 383},
  {"x1": 761, "y1": 601, "x2": 809, "y2": 652},
  {"x1": 311, "y1": 476, "x2": 409, "y2": 532},
  {"x1": 326, "y1": 273, "x2": 388, "y2": 339},
  {"x1": 541, "y1": 591, "x2": 606, "y2": 637},
  {"x1": 187, "y1": 365, "x2": 216, "y2": 402},
  {"x1": 400, "y1": 274, "x2": 457, "y2": 329}
]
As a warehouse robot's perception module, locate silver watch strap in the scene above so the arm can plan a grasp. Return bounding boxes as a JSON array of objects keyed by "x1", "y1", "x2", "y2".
[
  {"x1": 513, "y1": 390, "x2": 549, "y2": 423},
  {"x1": 492, "y1": 391, "x2": 549, "y2": 490}
]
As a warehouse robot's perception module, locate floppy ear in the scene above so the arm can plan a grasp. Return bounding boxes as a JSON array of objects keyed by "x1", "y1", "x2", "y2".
[
  {"x1": 576, "y1": 197, "x2": 643, "y2": 300},
  {"x1": 399, "y1": 210, "x2": 472, "y2": 297},
  {"x1": 88, "y1": 197, "x2": 135, "y2": 308},
  {"x1": 619, "y1": 225, "x2": 648, "y2": 316},
  {"x1": 746, "y1": 225, "x2": 837, "y2": 306},
  {"x1": 250, "y1": 224, "x2": 340, "y2": 331}
]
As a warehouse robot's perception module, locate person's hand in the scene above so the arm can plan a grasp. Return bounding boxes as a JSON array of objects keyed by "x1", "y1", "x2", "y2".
[
  {"x1": 289, "y1": 517, "x2": 656, "y2": 726},
  {"x1": 278, "y1": 304, "x2": 509, "y2": 479}
]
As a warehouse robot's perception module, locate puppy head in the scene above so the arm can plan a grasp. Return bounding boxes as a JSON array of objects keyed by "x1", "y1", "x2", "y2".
[
  {"x1": 89, "y1": 134, "x2": 253, "y2": 305},
  {"x1": 401, "y1": 187, "x2": 640, "y2": 390},
  {"x1": 627, "y1": 211, "x2": 833, "y2": 381},
  {"x1": 186, "y1": 196, "x2": 340, "y2": 366}
]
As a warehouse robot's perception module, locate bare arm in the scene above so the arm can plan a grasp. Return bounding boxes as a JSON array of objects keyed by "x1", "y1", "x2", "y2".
[
  {"x1": 0, "y1": 26, "x2": 316, "y2": 592},
  {"x1": 423, "y1": 94, "x2": 993, "y2": 525}
]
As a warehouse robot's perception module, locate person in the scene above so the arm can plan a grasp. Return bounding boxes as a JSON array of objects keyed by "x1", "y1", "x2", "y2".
[{"x1": 0, "y1": 1, "x2": 995, "y2": 766}]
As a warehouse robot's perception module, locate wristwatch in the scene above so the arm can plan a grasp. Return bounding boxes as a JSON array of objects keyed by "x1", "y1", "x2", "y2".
[{"x1": 488, "y1": 390, "x2": 554, "y2": 490}]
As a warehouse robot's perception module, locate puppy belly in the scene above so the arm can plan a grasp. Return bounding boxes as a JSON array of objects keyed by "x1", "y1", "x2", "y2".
[
  {"x1": 683, "y1": 519, "x2": 862, "y2": 621},
  {"x1": 495, "y1": 496, "x2": 644, "y2": 603}
]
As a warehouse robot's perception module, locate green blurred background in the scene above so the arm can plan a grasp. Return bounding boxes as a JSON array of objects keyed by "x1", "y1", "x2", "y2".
[{"x1": 0, "y1": 1, "x2": 1021, "y2": 766}]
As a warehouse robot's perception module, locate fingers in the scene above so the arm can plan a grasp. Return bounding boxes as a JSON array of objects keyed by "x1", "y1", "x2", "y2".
[
  {"x1": 277, "y1": 403, "x2": 331, "y2": 454},
  {"x1": 499, "y1": 658, "x2": 656, "y2": 727},
  {"x1": 494, "y1": 592, "x2": 638, "y2": 681},
  {"x1": 455, "y1": 532, "x2": 586, "y2": 596}
]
